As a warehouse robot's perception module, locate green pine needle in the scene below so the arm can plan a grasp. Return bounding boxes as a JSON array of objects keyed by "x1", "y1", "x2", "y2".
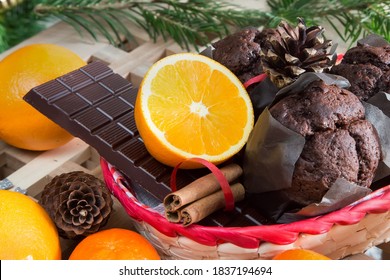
[
  {"x1": 267, "y1": 0, "x2": 390, "y2": 43},
  {"x1": 0, "y1": 0, "x2": 47, "y2": 52},
  {"x1": 32, "y1": 0, "x2": 271, "y2": 51},
  {"x1": 0, "y1": 23, "x2": 8, "y2": 53},
  {"x1": 1, "y1": 0, "x2": 389, "y2": 53}
]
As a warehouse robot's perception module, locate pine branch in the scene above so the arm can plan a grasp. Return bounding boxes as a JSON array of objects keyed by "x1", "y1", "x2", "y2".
[
  {"x1": 0, "y1": 21, "x2": 7, "y2": 52},
  {"x1": 33, "y1": 0, "x2": 272, "y2": 51},
  {"x1": 266, "y1": 0, "x2": 390, "y2": 44},
  {"x1": 0, "y1": 0, "x2": 47, "y2": 52},
  {"x1": 360, "y1": 3, "x2": 390, "y2": 41},
  {"x1": 1, "y1": 0, "x2": 389, "y2": 53}
]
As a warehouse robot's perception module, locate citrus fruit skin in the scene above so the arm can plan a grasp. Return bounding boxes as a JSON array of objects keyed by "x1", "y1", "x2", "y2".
[
  {"x1": 68, "y1": 228, "x2": 161, "y2": 260},
  {"x1": 135, "y1": 53, "x2": 254, "y2": 169},
  {"x1": 272, "y1": 249, "x2": 331, "y2": 260},
  {"x1": 0, "y1": 190, "x2": 62, "y2": 260},
  {"x1": 0, "y1": 44, "x2": 86, "y2": 151}
]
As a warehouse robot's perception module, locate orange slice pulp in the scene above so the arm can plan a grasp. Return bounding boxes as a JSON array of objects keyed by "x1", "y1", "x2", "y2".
[{"x1": 134, "y1": 53, "x2": 254, "y2": 169}]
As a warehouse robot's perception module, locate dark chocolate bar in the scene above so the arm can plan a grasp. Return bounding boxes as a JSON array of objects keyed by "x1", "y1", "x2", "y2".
[{"x1": 24, "y1": 61, "x2": 272, "y2": 226}]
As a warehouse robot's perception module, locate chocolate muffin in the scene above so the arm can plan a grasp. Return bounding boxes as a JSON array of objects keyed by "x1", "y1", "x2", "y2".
[
  {"x1": 342, "y1": 40, "x2": 390, "y2": 71},
  {"x1": 212, "y1": 27, "x2": 263, "y2": 83},
  {"x1": 269, "y1": 80, "x2": 381, "y2": 206},
  {"x1": 331, "y1": 37, "x2": 390, "y2": 101}
]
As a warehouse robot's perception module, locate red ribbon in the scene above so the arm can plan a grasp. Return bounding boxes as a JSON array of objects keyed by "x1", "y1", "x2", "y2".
[
  {"x1": 170, "y1": 158, "x2": 235, "y2": 211},
  {"x1": 337, "y1": 53, "x2": 344, "y2": 64},
  {"x1": 243, "y1": 73, "x2": 268, "y2": 89}
]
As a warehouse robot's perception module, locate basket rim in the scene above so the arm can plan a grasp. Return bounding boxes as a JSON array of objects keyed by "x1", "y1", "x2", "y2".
[{"x1": 100, "y1": 158, "x2": 390, "y2": 249}]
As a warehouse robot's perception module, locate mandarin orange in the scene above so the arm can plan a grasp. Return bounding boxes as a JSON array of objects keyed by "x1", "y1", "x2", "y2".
[
  {"x1": 272, "y1": 249, "x2": 331, "y2": 260},
  {"x1": 0, "y1": 190, "x2": 61, "y2": 260},
  {"x1": 0, "y1": 44, "x2": 86, "y2": 151},
  {"x1": 134, "y1": 53, "x2": 254, "y2": 169},
  {"x1": 68, "y1": 228, "x2": 161, "y2": 260}
]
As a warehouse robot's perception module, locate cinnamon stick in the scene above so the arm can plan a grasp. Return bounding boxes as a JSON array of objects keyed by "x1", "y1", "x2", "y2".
[
  {"x1": 178, "y1": 183, "x2": 245, "y2": 226},
  {"x1": 163, "y1": 163, "x2": 243, "y2": 212}
]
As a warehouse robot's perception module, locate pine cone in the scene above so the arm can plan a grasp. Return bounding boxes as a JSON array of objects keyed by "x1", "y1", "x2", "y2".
[
  {"x1": 260, "y1": 18, "x2": 337, "y2": 88},
  {"x1": 40, "y1": 171, "x2": 113, "y2": 239}
]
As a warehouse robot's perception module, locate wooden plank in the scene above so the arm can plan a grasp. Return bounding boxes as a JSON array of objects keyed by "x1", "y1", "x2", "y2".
[
  {"x1": 3, "y1": 145, "x2": 40, "y2": 167},
  {"x1": 4, "y1": 138, "x2": 90, "y2": 193},
  {"x1": 88, "y1": 44, "x2": 132, "y2": 65},
  {"x1": 108, "y1": 38, "x2": 179, "y2": 83}
]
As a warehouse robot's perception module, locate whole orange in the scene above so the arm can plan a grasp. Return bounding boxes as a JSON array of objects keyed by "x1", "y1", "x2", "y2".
[
  {"x1": 0, "y1": 190, "x2": 62, "y2": 260},
  {"x1": 0, "y1": 44, "x2": 86, "y2": 151},
  {"x1": 68, "y1": 228, "x2": 161, "y2": 260},
  {"x1": 272, "y1": 249, "x2": 331, "y2": 260}
]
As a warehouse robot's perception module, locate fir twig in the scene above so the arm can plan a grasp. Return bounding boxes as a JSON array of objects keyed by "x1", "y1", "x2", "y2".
[
  {"x1": 0, "y1": 0, "x2": 46, "y2": 52},
  {"x1": 266, "y1": 0, "x2": 390, "y2": 44},
  {"x1": 0, "y1": 23, "x2": 7, "y2": 52},
  {"x1": 1, "y1": 0, "x2": 389, "y2": 53},
  {"x1": 32, "y1": 0, "x2": 271, "y2": 51}
]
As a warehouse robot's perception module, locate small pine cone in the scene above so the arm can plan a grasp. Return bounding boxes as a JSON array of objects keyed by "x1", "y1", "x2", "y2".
[
  {"x1": 260, "y1": 18, "x2": 337, "y2": 88},
  {"x1": 40, "y1": 171, "x2": 113, "y2": 239}
]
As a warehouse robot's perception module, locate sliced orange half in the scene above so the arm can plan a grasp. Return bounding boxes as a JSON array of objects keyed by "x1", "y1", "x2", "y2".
[{"x1": 134, "y1": 53, "x2": 254, "y2": 169}]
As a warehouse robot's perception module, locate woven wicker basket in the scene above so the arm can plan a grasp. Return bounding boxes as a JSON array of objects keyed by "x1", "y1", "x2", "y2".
[{"x1": 101, "y1": 158, "x2": 390, "y2": 260}]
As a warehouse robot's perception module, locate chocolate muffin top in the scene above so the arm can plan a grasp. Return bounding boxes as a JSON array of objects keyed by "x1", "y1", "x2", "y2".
[
  {"x1": 212, "y1": 27, "x2": 262, "y2": 83},
  {"x1": 330, "y1": 63, "x2": 382, "y2": 100},
  {"x1": 330, "y1": 37, "x2": 390, "y2": 101},
  {"x1": 269, "y1": 80, "x2": 365, "y2": 136},
  {"x1": 269, "y1": 80, "x2": 381, "y2": 206},
  {"x1": 342, "y1": 43, "x2": 390, "y2": 71},
  {"x1": 378, "y1": 69, "x2": 390, "y2": 93}
]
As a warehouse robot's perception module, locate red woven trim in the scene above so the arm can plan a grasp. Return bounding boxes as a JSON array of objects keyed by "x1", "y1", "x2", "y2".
[
  {"x1": 170, "y1": 157, "x2": 235, "y2": 211},
  {"x1": 101, "y1": 158, "x2": 390, "y2": 249}
]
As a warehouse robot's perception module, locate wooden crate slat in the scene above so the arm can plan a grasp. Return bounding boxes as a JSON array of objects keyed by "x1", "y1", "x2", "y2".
[
  {"x1": 106, "y1": 39, "x2": 181, "y2": 84},
  {"x1": 4, "y1": 138, "x2": 89, "y2": 193}
]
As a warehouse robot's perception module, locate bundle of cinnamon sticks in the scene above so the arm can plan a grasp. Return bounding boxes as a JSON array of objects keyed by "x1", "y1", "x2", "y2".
[{"x1": 163, "y1": 163, "x2": 245, "y2": 226}]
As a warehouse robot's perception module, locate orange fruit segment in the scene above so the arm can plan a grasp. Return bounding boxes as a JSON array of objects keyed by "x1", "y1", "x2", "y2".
[
  {"x1": 0, "y1": 190, "x2": 61, "y2": 260},
  {"x1": 68, "y1": 228, "x2": 161, "y2": 260},
  {"x1": 135, "y1": 53, "x2": 254, "y2": 168},
  {"x1": 0, "y1": 44, "x2": 86, "y2": 151},
  {"x1": 272, "y1": 249, "x2": 331, "y2": 260}
]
